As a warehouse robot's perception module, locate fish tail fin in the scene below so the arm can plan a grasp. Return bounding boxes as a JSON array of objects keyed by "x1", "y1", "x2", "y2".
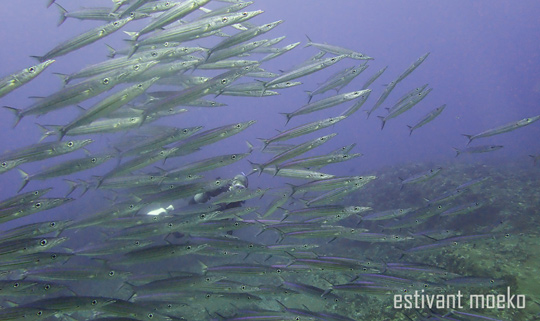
[
  {"x1": 46, "y1": 0, "x2": 56, "y2": 8},
  {"x1": 462, "y1": 134, "x2": 473, "y2": 145},
  {"x1": 52, "y1": 72, "x2": 70, "y2": 86},
  {"x1": 35, "y1": 123, "x2": 59, "y2": 142},
  {"x1": 3, "y1": 106, "x2": 23, "y2": 128},
  {"x1": 16, "y1": 169, "x2": 30, "y2": 193},
  {"x1": 529, "y1": 155, "x2": 538, "y2": 166},
  {"x1": 304, "y1": 90, "x2": 314, "y2": 103},
  {"x1": 376, "y1": 116, "x2": 386, "y2": 130},
  {"x1": 406, "y1": 125, "x2": 413, "y2": 136},
  {"x1": 452, "y1": 147, "x2": 461, "y2": 157},
  {"x1": 279, "y1": 112, "x2": 292, "y2": 125},
  {"x1": 105, "y1": 44, "x2": 116, "y2": 58},
  {"x1": 304, "y1": 34, "x2": 313, "y2": 47},
  {"x1": 123, "y1": 31, "x2": 140, "y2": 41},
  {"x1": 54, "y1": 3, "x2": 67, "y2": 26},
  {"x1": 125, "y1": 43, "x2": 139, "y2": 59},
  {"x1": 29, "y1": 55, "x2": 45, "y2": 63},
  {"x1": 247, "y1": 160, "x2": 263, "y2": 176},
  {"x1": 63, "y1": 179, "x2": 79, "y2": 197},
  {"x1": 257, "y1": 138, "x2": 270, "y2": 151}
]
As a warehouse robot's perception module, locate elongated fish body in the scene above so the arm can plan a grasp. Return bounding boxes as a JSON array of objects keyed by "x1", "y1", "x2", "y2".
[
  {"x1": 142, "y1": 66, "x2": 258, "y2": 118},
  {"x1": 5, "y1": 61, "x2": 158, "y2": 126},
  {"x1": 0, "y1": 198, "x2": 73, "y2": 224},
  {"x1": 0, "y1": 60, "x2": 55, "y2": 99},
  {"x1": 33, "y1": 17, "x2": 134, "y2": 62},
  {"x1": 278, "y1": 153, "x2": 362, "y2": 170},
  {"x1": 63, "y1": 48, "x2": 173, "y2": 83},
  {"x1": 208, "y1": 20, "x2": 282, "y2": 57},
  {"x1": 58, "y1": 77, "x2": 160, "y2": 139},
  {"x1": 396, "y1": 52, "x2": 430, "y2": 82},
  {"x1": 265, "y1": 55, "x2": 347, "y2": 88},
  {"x1": 463, "y1": 115, "x2": 540, "y2": 144},
  {"x1": 164, "y1": 152, "x2": 251, "y2": 176},
  {"x1": 55, "y1": 5, "x2": 148, "y2": 26},
  {"x1": 135, "y1": 0, "x2": 212, "y2": 38},
  {"x1": 252, "y1": 134, "x2": 337, "y2": 173},
  {"x1": 453, "y1": 145, "x2": 504, "y2": 157},
  {"x1": 407, "y1": 104, "x2": 446, "y2": 135},
  {"x1": 378, "y1": 87, "x2": 433, "y2": 129},
  {"x1": 0, "y1": 220, "x2": 71, "y2": 242},
  {"x1": 206, "y1": 39, "x2": 269, "y2": 63},
  {"x1": 307, "y1": 64, "x2": 368, "y2": 102},
  {"x1": 260, "y1": 41, "x2": 301, "y2": 63},
  {"x1": 171, "y1": 120, "x2": 257, "y2": 156},
  {"x1": 399, "y1": 167, "x2": 443, "y2": 186},
  {"x1": 366, "y1": 80, "x2": 397, "y2": 118},
  {"x1": 362, "y1": 65, "x2": 387, "y2": 90},
  {"x1": 129, "y1": 10, "x2": 264, "y2": 49},
  {"x1": 0, "y1": 188, "x2": 52, "y2": 210},
  {"x1": 118, "y1": 0, "x2": 154, "y2": 18},
  {"x1": 259, "y1": 116, "x2": 346, "y2": 148},
  {"x1": 305, "y1": 35, "x2": 373, "y2": 60},
  {"x1": 0, "y1": 139, "x2": 93, "y2": 163},
  {"x1": 282, "y1": 90, "x2": 368, "y2": 123},
  {"x1": 17, "y1": 154, "x2": 114, "y2": 192},
  {"x1": 119, "y1": 125, "x2": 203, "y2": 157},
  {"x1": 340, "y1": 89, "x2": 371, "y2": 117}
]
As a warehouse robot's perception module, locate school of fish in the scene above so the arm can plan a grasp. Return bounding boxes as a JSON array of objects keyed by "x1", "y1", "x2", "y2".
[{"x1": 0, "y1": 1, "x2": 539, "y2": 320}]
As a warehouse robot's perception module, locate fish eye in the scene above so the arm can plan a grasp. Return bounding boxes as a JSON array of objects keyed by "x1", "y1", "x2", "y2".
[
  {"x1": 200, "y1": 214, "x2": 206, "y2": 218},
  {"x1": 505, "y1": 233, "x2": 510, "y2": 238},
  {"x1": 44, "y1": 284, "x2": 51, "y2": 290},
  {"x1": 221, "y1": 79, "x2": 228, "y2": 84},
  {"x1": 167, "y1": 304, "x2": 172, "y2": 308},
  {"x1": 36, "y1": 311, "x2": 43, "y2": 316},
  {"x1": 40, "y1": 239, "x2": 48, "y2": 246},
  {"x1": 134, "y1": 64, "x2": 140, "y2": 71},
  {"x1": 28, "y1": 67, "x2": 36, "y2": 73},
  {"x1": 13, "y1": 282, "x2": 20, "y2": 287},
  {"x1": 91, "y1": 157, "x2": 97, "y2": 163},
  {"x1": 151, "y1": 52, "x2": 157, "y2": 57},
  {"x1": 352, "y1": 69, "x2": 357, "y2": 73},
  {"x1": 92, "y1": 300, "x2": 98, "y2": 305},
  {"x1": 248, "y1": 244, "x2": 254, "y2": 248},
  {"x1": 215, "y1": 180, "x2": 222, "y2": 185},
  {"x1": 113, "y1": 21, "x2": 119, "y2": 26},
  {"x1": 102, "y1": 78, "x2": 110, "y2": 85},
  {"x1": 51, "y1": 254, "x2": 57, "y2": 259},
  {"x1": 148, "y1": 313, "x2": 154, "y2": 318},
  {"x1": 109, "y1": 271, "x2": 115, "y2": 276},
  {"x1": 276, "y1": 269, "x2": 282, "y2": 273},
  {"x1": 67, "y1": 141, "x2": 74, "y2": 147},
  {"x1": 183, "y1": 128, "x2": 188, "y2": 133},
  {"x1": 438, "y1": 205, "x2": 443, "y2": 209},
  {"x1": 242, "y1": 12, "x2": 248, "y2": 16},
  {"x1": 206, "y1": 294, "x2": 211, "y2": 298},
  {"x1": 35, "y1": 202, "x2": 42, "y2": 208},
  {"x1": 331, "y1": 58, "x2": 336, "y2": 62},
  {"x1": 453, "y1": 241, "x2": 458, "y2": 246},
  {"x1": 129, "y1": 204, "x2": 134, "y2": 209},
  {"x1": 50, "y1": 222, "x2": 56, "y2": 227},
  {"x1": 231, "y1": 155, "x2": 237, "y2": 159},
  {"x1": 222, "y1": 17, "x2": 228, "y2": 22},
  {"x1": 490, "y1": 279, "x2": 495, "y2": 283},
  {"x1": 1, "y1": 162, "x2": 6, "y2": 167}
]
